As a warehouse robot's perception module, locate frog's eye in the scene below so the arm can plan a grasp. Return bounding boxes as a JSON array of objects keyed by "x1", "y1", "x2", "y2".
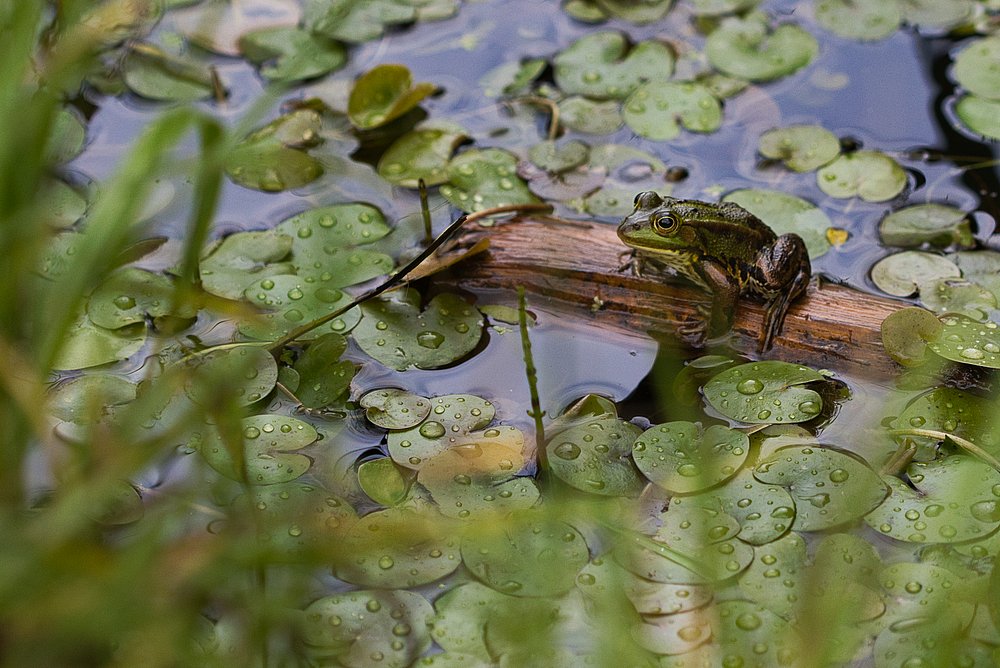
[{"x1": 650, "y1": 212, "x2": 679, "y2": 236}]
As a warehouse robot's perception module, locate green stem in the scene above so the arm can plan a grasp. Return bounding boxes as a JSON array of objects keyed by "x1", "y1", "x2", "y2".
[
  {"x1": 888, "y1": 428, "x2": 1000, "y2": 473},
  {"x1": 518, "y1": 287, "x2": 546, "y2": 470},
  {"x1": 418, "y1": 178, "x2": 433, "y2": 244}
]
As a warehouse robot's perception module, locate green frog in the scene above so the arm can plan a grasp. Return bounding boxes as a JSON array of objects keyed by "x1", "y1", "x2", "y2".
[{"x1": 618, "y1": 191, "x2": 811, "y2": 351}]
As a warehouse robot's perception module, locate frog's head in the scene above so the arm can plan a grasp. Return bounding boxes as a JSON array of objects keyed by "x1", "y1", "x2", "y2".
[{"x1": 617, "y1": 191, "x2": 688, "y2": 251}]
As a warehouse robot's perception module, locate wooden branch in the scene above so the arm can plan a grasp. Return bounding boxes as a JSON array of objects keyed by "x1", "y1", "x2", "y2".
[{"x1": 445, "y1": 217, "x2": 906, "y2": 377}]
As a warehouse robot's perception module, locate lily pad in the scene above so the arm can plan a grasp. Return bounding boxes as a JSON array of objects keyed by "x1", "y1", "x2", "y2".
[
  {"x1": 304, "y1": 0, "x2": 456, "y2": 44},
  {"x1": 737, "y1": 531, "x2": 807, "y2": 617},
  {"x1": 46, "y1": 108, "x2": 87, "y2": 164},
  {"x1": 199, "y1": 229, "x2": 294, "y2": 300},
  {"x1": 439, "y1": 148, "x2": 539, "y2": 214},
  {"x1": 239, "y1": 26, "x2": 346, "y2": 83},
  {"x1": 754, "y1": 445, "x2": 889, "y2": 531},
  {"x1": 950, "y1": 250, "x2": 1000, "y2": 303},
  {"x1": 723, "y1": 188, "x2": 833, "y2": 258},
  {"x1": 123, "y1": 44, "x2": 214, "y2": 102},
  {"x1": 386, "y1": 394, "x2": 494, "y2": 469},
  {"x1": 553, "y1": 32, "x2": 674, "y2": 100},
  {"x1": 358, "y1": 457, "x2": 411, "y2": 506},
  {"x1": 354, "y1": 290, "x2": 483, "y2": 371},
  {"x1": 250, "y1": 482, "x2": 357, "y2": 558},
  {"x1": 292, "y1": 333, "x2": 355, "y2": 409},
  {"x1": 870, "y1": 251, "x2": 960, "y2": 297},
  {"x1": 195, "y1": 414, "x2": 316, "y2": 485},
  {"x1": 480, "y1": 58, "x2": 546, "y2": 97},
  {"x1": 241, "y1": 274, "x2": 361, "y2": 341},
  {"x1": 816, "y1": 150, "x2": 907, "y2": 201},
  {"x1": 87, "y1": 267, "x2": 194, "y2": 329},
  {"x1": 631, "y1": 605, "x2": 712, "y2": 656},
  {"x1": 226, "y1": 110, "x2": 324, "y2": 192},
  {"x1": 558, "y1": 96, "x2": 623, "y2": 134},
  {"x1": 301, "y1": 590, "x2": 433, "y2": 668},
  {"x1": 348, "y1": 64, "x2": 436, "y2": 130},
  {"x1": 461, "y1": 511, "x2": 589, "y2": 597},
  {"x1": 894, "y1": 386, "x2": 1000, "y2": 459},
  {"x1": 53, "y1": 312, "x2": 146, "y2": 371},
  {"x1": 921, "y1": 278, "x2": 996, "y2": 319},
  {"x1": 703, "y1": 360, "x2": 826, "y2": 424},
  {"x1": 953, "y1": 37, "x2": 1000, "y2": 101},
  {"x1": 48, "y1": 374, "x2": 137, "y2": 423},
  {"x1": 705, "y1": 13, "x2": 819, "y2": 82},
  {"x1": 632, "y1": 421, "x2": 749, "y2": 495},
  {"x1": 689, "y1": 0, "x2": 760, "y2": 16},
  {"x1": 40, "y1": 178, "x2": 87, "y2": 228},
  {"x1": 547, "y1": 416, "x2": 645, "y2": 496},
  {"x1": 360, "y1": 388, "x2": 431, "y2": 429},
  {"x1": 622, "y1": 81, "x2": 723, "y2": 141},
  {"x1": 929, "y1": 314, "x2": 1000, "y2": 368},
  {"x1": 528, "y1": 140, "x2": 590, "y2": 173},
  {"x1": 184, "y1": 346, "x2": 279, "y2": 407},
  {"x1": 900, "y1": 0, "x2": 974, "y2": 28},
  {"x1": 711, "y1": 600, "x2": 802, "y2": 666},
  {"x1": 880, "y1": 306, "x2": 943, "y2": 367},
  {"x1": 172, "y1": 0, "x2": 300, "y2": 56},
  {"x1": 955, "y1": 95, "x2": 1000, "y2": 140},
  {"x1": 866, "y1": 455, "x2": 1000, "y2": 544},
  {"x1": 757, "y1": 124, "x2": 841, "y2": 172},
  {"x1": 877, "y1": 561, "x2": 977, "y2": 636},
  {"x1": 576, "y1": 556, "x2": 713, "y2": 616},
  {"x1": 814, "y1": 0, "x2": 901, "y2": 41},
  {"x1": 377, "y1": 122, "x2": 469, "y2": 187},
  {"x1": 879, "y1": 203, "x2": 974, "y2": 249},
  {"x1": 331, "y1": 507, "x2": 461, "y2": 587},
  {"x1": 562, "y1": 0, "x2": 675, "y2": 24}
]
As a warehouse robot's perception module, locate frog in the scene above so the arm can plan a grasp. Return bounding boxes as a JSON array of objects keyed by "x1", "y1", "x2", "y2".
[{"x1": 617, "y1": 191, "x2": 811, "y2": 352}]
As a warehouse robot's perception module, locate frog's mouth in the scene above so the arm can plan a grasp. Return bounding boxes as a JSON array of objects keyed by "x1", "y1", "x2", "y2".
[{"x1": 616, "y1": 219, "x2": 647, "y2": 241}]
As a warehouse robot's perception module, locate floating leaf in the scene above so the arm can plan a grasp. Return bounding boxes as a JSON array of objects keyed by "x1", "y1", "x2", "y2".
[
  {"x1": 122, "y1": 43, "x2": 214, "y2": 102},
  {"x1": 226, "y1": 110, "x2": 324, "y2": 192},
  {"x1": 199, "y1": 229, "x2": 294, "y2": 300},
  {"x1": 553, "y1": 32, "x2": 674, "y2": 100},
  {"x1": 331, "y1": 507, "x2": 461, "y2": 587},
  {"x1": 348, "y1": 64, "x2": 436, "y2": 130},
  {"x1": 358, "y1": 457, "x2": 411, "y2": 506},
  {"x1": 894, "y1": 386, "x2": 1000, "y2": 459},
  {"x1": 929, "y1": 314, "x2": 1000, "y2": 368},
  {"x1": 292, "y1": 333, "x2": 355, "y2": 409},
  {"x1": 386, "y1": 394, "x2": 494, "y2": 468},
  {"x1": 723, "y1": 188, "x2": 833, "y2": 258},
  {"x1": 439, "y1": 148, "x2": 539, "y2": 214},
  {"x1": 754, "y1": 445, "x2": 888, "y2": 531},
  {"x1": 49, "y1": 374, "x2": 137, "y2": 423},
  {"x1": 899, "y1": 0, "x2": 975, "y2": 29},
  {"x1": 576, "y1": 556, "x2": 713, "y2": 615},
  {"x1": 711, "y1": 600, "x2": 802, "y2": 666},
  {"x1": 705, "y1": 13, "x2": 819, "y2": 82},
  {"x1": 880, "y1": 306, "x2": 943, "y2": 367},
  {"x1": 955, "y1": 95, "x2": 1000, "y2": 140},
  {"x1": 377, "y1": 122, "x2": 469, "y2": 187},
  {"x1": 461, "y1": 511, "x2": 589, "y2": 597},
  {"x1": 869, "y1": 251, "x2": 959, "y2": 297},
  {"x1": 241, "y1": 274, "x2": 361, "y2": 341},
  {"x1": 953, "y1": 37, "x2": 1000, "y2": 101},
  {"x1": 703, "y1": 361, "x2": 826, "y2": 424},
  {"x1": 46, "y1": 108, "x2": 87, "y2": 164},
  {"x1": 196, "y1": 414, "x2": 316, "y2": 485},
  {"x1": 250, "y1": 482, "x2": 357, "y2": 558},
  {"x1": 737, "y1": 531, "x2": 807, "y2": 617},
  {"x1": 547, "y1": 416, "x2": 645, "y2": 496},
  {"x1": 360, "y1": 388, "x2": 431, "y2": 429},
  {"x1": 632, "y1": 421, "x2": 749, "y2": 495},
  {"x1": 816, "y1": 150, "x2": 907, "y2": 201},
  {"x1": 622, "y1": 81, "x2": 722, "y2": 140},
  {"x1": 40, "y1": 178, "x2": 87, "y2": 228},
  {"x1": 172, "y1": 0, "x2": 300, "y2": 56},
  {"x1": 631, "y1": 605, "x2": 712, "y2": 656},
  {"x1": 950, "y1": 250, "x2": 1000, "y2": 303},
  {"x1": 528, "y1": 139, "x2": 589, "y2": 173},
  {"x1": 301, "y1": 590, "x2": 433, "y2": 668},
  {"x1": 866, "y1": 456, "x2": 1000, "y2": 544},
  {"x1": 53, "y1": 311, "x2": 146, "y2": 371},
  {"x1": 183, "y1": 346, "x2": 279, "y2": 408},
  {"x1": 558, "y1": 96, "x2": 623, "y2": 134},
  {"x1": 757, "y1": 124, "x2": 840, "y2": 172},
  {"x1": 304, "y1": 0, "x2": 455, "y2": 43},
  {"x1": 239, "y1": 26, "x2": 346, "y2": 83},
  {"x1": 877, "y1": 561, "x2": 976, "y2": 637},
  {"x1": 570, "y1": 0, "x2": 675, "y2": 24},
  {"x1": 480, "y1": 58, "x2": 546, "y2": 97},
  {"x1": 689, "y1": 0, "x2": 761, "y2": 16},
  {"x1": 921, "y1": 278, "x2": 996, "y2": 319},
  {"x1": 879, "y1": 203, "x2": 974, "y2": 249},
  {"x1": 814, "y1": 0, "x2": 900, "y2": 41},
  {"x1": 87, "y1": 267, "x2": 194, "y2": 329}
]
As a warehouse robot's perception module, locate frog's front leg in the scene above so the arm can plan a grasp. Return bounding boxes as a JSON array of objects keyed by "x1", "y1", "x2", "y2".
[
  {"x1": 688, "y1": 259, "x2": 740, "y2": 342},
  {"x1": 756, "y1": 233, "x2": 811, "y2": 351}
]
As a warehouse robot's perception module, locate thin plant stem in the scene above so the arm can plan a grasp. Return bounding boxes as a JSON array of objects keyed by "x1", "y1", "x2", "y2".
[
  {"x1": 887, "y1": 428, "x2": 1000, "y2": 473},
  {"x1": 517, "y1": 287, "x2": 547, "y2": 470},
  {"x1": 418, "y1": 178, "x2": 433, "y2": 244}
]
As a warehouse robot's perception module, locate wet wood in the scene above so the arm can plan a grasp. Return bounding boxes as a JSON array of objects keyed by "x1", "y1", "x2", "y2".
[{"x1": 445, "y1": 217, "x2": 906, "y2": 377}]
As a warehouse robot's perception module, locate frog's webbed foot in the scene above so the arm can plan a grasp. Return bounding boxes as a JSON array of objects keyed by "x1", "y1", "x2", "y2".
[
  {"x1": 760, "y1": 267, "x2": 810, "y2": 351},
  {"x1": 617, "y1": 249, "x2": 637, "y2": 274},
  {"x1": 676, "y1": 303, "x2": 712, "y2": 347}
]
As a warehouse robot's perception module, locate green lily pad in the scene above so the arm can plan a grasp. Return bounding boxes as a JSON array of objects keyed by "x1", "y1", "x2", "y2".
[
  {"x1": 757, "y1": 124, "x2": 841, "y2": 172},
  {"x1": 894, "y1": 386, "x2": 1000, "y2": 460},
  {"x1": 921, "y1": 278, "x2": 997, "y2": 319},
  {"x1": 386, "y1": 394, "x2": 494, "y2": 468},
  {"x1": 301, "y1": 590, "x2": 433, "y2": 668},
  {"x1": 46, "y1": 108, "x2": 87, "y2": 164},
  {"x1": 670, "y1": 468, "x2": 795, "y2": 545},
  {"x1": 954, "y1": 37, "x2": 1000, "y2": 101},
  {"x1": 195, "y1": 414, "x2": 316, "y2": 484},
  {"x1": 877, "y1": 561, "x2": 977, "y2": 636},
  {"x1": 631, "y1": 605, "x2": 712, "y2": 656},
  {"x1": 929, "y1": 314, "x2": 1000, "y2": 368},
  {"x1": 704, "y1": 360, "x2": 826, "y2": 424},
  {"x1": 48, "y1": 374, "x2": 137, "y2": 424},
  {"x1": 199, "y1": 229, "x2": 294, "y2": 300},
  {"x1": 576, "y1": 0, "x2": 675, "y2": 24},
  {"x1": 528, "y1": 140, "x2": 590, "y2": 173},
  {"x1": 358, "y1": 457, "x2": 411, "y2": 506},
  {"x1": 689, "y1": 0, "x2": 760, "y2": 16},
  {"x1": 723, "y1": 188, "x2": 833, "y2": 259},
  {"x1": 950, "y1": 250, "x2": 1000, "y2": 303},
  {"x1": 360, "y1": 388, "x2": 431, "y2": 429},
  {"x1": 87, "y1": 267, "x2": 194, "y2": 329},
  {"x1": 183, "y1": 346, "x2": 279, "y2": 408},
  {"x1": 558, "y1": 96, "x2": 623, "y2": 134},
  {"x1": 737, "y1": 531, "x2": 807, "y2": 617},
  {"x1": 348, "y1": 64, "x2": 436, "y2": 130},
  {"x1": 553, "y1": 32, "x2": 674, "y2": 100},
  {"x1": 292, "y1": 333, "x2": 355, "y2": 409},
  {"x1": 866, "y1": 455, "x2": 1000, "y2": 544},
  {"x1": 754, "y1": 445, "x2": 889, "y2": 531},
  {"x1": 880, "y1": 306, "x2": 944, "y2": 367},
  {"x1": 711, "y1": 600, "x2": 802, "y2": 666},
  {"x1": 632, "y1": 421, "x2": 749, "y2": 495},
  {"x1": 955, "y1": 95, "x2": 1000, "y2": 140},
  {"x1": 816, "y1": 150, "x2": 907, "y2": 201},
  {"x1": 439, "y1": 148, "x2": 539, "y2": 214},
  {"x1": 40, "y1": 178, "x2": 87, "y2": 228},
  {"x1": 226, "y1": 110, "x2": 324, "y2": 192},
  {"x1": 241, "y1": 274, "x2": 361, "y2": 341},
  {"x1": 354, "y1": 290, "x2": 483, "y2": 371},
  {"x1": 53, "y1": 311, "x2": 146, "y2": 371},
  {"x1": 123, "y1": 44, "x2": 214, "y2": 102},
  {"x1": 331, "y1": 507, "x2": 461, "y2": 587},
  {"x1": 377, "y1": 122, "x2": 469, "y2": 187},
  {"x1": 251, "y1": 483, "x2": 357, "y2": 560},
  {"x1": 172, "y1": 0, "x2": 300, "y2": 56},
  {"x1": 900, "y1": 0, "x2": 974, "y2": 28},
  {"x1": 705, "y1": 13, "x2": 819, "y2": 82},
  {"x1": 461, "y1": 510, "x2": 589, "y2": 597},
  {"x1": 622, "y1": 81, "x2": 723, "y2": 140},
  {"x1": 304, "y1": 0, "x2": 455, "y2": 44},
  {"x1": 814, "y1": 0, "x2": 901, "y2": 41},
  {"x1": 546, "y1": 416, "x2": 644, "y2": 496},
  {"x1": 874, "y1": 624, "x2": 992, "y2": 668},
  {"x1": 879, "y1": 203, "x2": 974, "y2": 249},
  {"x1": 239, "y1": 26, "x2": 346, "y2": 83},
  {"x1": 576, "y1": 556, "x2": 713, "y2": 615},
  {"x1": 480, "y1": 58, "x2": 546, "y2": 97},
  {"x1": 273, "y1": 203, "x2": 394, "y2": 285},
  {"x1": 870, "y1": 251, "x2": 960, "y2": 297}
]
